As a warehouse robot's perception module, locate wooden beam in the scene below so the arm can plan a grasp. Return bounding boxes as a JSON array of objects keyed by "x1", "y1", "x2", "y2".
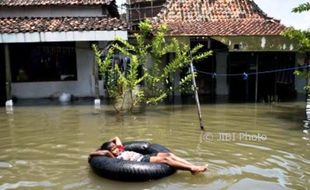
[{"x1": 190, "y1": 60, "x2": 205, "y2": 130}]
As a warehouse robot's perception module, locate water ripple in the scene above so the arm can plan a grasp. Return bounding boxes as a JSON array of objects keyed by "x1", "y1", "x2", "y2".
[
  {"x1": 235, "y1": 143, "x2": 272, "y2": 151},
  {"x1": 0, "y1": 181, "x2": 55, "y2": 190},
  {"x1": 0, "y1": 103, "x2": 309, "y2": 190},
  {"x1": 0, "y1": 162, "x2": 12, "y2": 168}
]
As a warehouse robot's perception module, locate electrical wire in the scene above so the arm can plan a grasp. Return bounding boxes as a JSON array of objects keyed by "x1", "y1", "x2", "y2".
[{"x1": 195, "y1": 64, "x2": 310, "y2": 79}]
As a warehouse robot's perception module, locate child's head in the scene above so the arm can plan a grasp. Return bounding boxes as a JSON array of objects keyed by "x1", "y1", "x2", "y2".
[
  {"x1": 100, "y1": 141, "x2": 120, "y2": 156},
  {"x1": 100, "y1": 141, "x2": 115, "y2": 151}
]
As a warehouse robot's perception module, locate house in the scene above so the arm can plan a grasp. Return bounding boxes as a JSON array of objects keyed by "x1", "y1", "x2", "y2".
[
  {"x1": 127, "y1": 0, "x2": 306, "y2": 102},
  {"x1": 1, "y1": 0, "x2": 306, "y2": 105},
  {"x1": 0, "y1": 0, "x2": 127, "y2": 105}
]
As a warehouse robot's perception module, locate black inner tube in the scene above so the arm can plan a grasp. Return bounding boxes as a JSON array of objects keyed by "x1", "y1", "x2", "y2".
[{"x1": 89, "y1": 141, "x2": 176, "y2": 181}]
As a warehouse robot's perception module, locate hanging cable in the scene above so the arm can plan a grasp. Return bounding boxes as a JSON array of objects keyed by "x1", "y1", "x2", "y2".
[{"x1": 195, "y1": 64, "x2": 310, "y2": 78}]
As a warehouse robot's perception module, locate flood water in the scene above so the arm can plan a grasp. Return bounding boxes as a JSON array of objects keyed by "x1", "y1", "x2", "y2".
[{"x1": 0, "y1": 101, "x2": 309, "y2": 190}]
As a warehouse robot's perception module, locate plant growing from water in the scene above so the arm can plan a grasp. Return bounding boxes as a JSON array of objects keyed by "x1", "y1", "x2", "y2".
[
  {"x1": 282, "y1": 2, "x2": 310, "y2": 128},
  {"x1": 92, "y1": 19, "x2": 212, "y2": 113},
  {"x1": 282, "y1": 2, "x2": 310, "y2": 90}
]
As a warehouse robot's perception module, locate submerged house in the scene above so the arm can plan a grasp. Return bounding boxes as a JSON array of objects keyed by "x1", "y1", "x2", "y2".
[
  {"x1": 128, "y1": 0, "x2": 306, "y2": 102},
  {"x1": 0, "y1": 0, "x2": 306, "y2": 105},
  {"x1": 0, "y1": 0, "x2": 127, "y2": 105}
]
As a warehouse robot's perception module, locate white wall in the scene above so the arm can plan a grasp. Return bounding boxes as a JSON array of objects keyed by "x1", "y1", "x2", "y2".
[
  {"x1": 11, "y1": 42, "x2": 96, "y2": 99},
  {"x1": 0, "y1": 31, "x2": 128, "y2": 43},
  {"x1": 0, "y1": 6, "x2": 103, "y2": 18}
]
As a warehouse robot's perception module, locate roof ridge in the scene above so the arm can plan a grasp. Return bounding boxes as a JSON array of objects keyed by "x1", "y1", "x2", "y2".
[
  {"x1": 0, "y1": 16, "x2": 127, "y2": 34},
  {"x1": 154, "y1": 0, "x2": 282, "y2": 23},
  {"x1": 247, "y1": 0, "x2": 278, "y2": 21},
  {"x1": 1, "y1": 16, "x2": 113, "y2": 19},
  {"x1": 0, "y1": 0, "x2": 114, "y2": 7},
  {"x1": 152, "y1": 0, "x2": 285, "y2": 36}
]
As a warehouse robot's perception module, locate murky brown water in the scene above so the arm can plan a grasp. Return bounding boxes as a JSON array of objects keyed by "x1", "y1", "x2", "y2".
[{"x1": 0, "y1": 101, "x2": 309, "y2": 190}]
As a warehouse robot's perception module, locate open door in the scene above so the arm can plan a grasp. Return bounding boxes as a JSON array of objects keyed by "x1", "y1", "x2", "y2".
[
  {"x1": 0, "y1": 45, "x2": 5, "y2": 106},
  {"x1": 228, "y1": 52, "x2": 256, "y2": 102},
  {"x1": 228, "y1": 52, "x2": 296, "y2": 103}
]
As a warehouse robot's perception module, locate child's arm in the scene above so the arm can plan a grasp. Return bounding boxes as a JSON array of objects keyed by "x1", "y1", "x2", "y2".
[
  {"x1": 89, "y1": 150, "x2": 115, "y2": 158},
  {"x1": 110, "y1": 136, "x2": 122, "y2": 146}
]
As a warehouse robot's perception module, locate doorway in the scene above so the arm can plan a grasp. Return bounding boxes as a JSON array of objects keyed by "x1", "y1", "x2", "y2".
[{"x1": 228, "y1": 52, "x2": 296, "y2": 102}]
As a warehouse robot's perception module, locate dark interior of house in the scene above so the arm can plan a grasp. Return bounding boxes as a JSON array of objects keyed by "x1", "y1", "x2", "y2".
[
  {"x1": 9, "y1": 42, "x2": 77, "y2": 83},
  {"x1": 0, "y1": 45, "x2": 5, "y2": 105},
  {"x1": 185, "y1": 38, "x2": 297, "y2": 103},
  {"x1": 188, "y1": 37, "x2": 225, "y2": 101},
  {"x1": 229, "y1": 52, "x2": 296, "y2": 102}
]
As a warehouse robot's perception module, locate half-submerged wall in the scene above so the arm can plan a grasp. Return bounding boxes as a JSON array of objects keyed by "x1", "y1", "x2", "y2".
[{"x1": 11, "y1": 42, "x2": 96, "y2": 98}]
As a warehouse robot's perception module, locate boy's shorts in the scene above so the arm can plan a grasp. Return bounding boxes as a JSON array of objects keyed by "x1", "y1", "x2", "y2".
[{"x1": 140, "y1": 153, "x2": 158, "y2": 162}]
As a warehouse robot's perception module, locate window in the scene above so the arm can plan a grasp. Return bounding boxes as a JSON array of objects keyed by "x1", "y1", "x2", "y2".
[{"x1": 10, "y1": 42, "x2": 77, "y2": 82}]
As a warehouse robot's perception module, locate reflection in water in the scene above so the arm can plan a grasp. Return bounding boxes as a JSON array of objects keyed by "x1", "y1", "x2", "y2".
[{"x1": 0, "y1": 102, "x2": 309, "y2": 190}]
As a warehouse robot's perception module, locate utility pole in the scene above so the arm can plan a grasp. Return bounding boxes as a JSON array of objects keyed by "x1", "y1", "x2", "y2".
[
  {"x1": 255, "y1": 53, "x2": 259, "y2": 102},
  {"x1": 305, "y1": 57, "x2": 310, "y2": 129}
]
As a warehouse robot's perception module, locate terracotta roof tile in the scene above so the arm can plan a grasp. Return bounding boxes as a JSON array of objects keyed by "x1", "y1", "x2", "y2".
[
  {"x1": 0, "y1": 0, "x2": 113, "y2": 7},
  {"x1": 0, "y1": 17, "x2": 127, "y2": 33},
  {"x1": 129, "y1": 0, "x2": 165, "y2": 4},
  {"x1": 154, "y1": 0, "x2": 285, "y2": 36},
  {"x1": 166, "y1": 20, "x2": 285, "y2": 36}
]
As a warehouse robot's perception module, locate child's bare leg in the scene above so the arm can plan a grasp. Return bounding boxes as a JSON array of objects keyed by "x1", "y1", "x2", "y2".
[
  {"x1": 150, "y1": 155, "x2": 207, "y2": 174},
  {"x1": 157, "y1": 153, "x2": 207, "y2": 169},
  {"x1": 168, "y1": 153, "x2": 195, "y2": 165}
]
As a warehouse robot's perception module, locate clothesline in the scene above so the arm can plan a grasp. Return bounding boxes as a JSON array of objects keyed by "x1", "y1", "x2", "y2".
[{"x1": 195, "y1": 64, "x2": 310, "y2": 80}]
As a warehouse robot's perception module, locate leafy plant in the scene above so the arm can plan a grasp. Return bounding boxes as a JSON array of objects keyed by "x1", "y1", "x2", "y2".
[
  {"x1": 292, "y1": 2, "x2": 310, "y2": 13},
  {"x1": 92, "y1": 19, "x2": 212, "y2": 113},
  {"x1": 282, "y1": 2, "x2": 310, "y2": 91}
]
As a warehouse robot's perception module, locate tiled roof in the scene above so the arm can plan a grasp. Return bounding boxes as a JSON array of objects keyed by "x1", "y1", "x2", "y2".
[
  {"x1": 129, "y1": 0, "x2": 165, "y2": 4},
  {"x1": 0, "y1": 17, "x2": 127, "y2": 33},
  {"x1": 165, "y1": 20, "x2": 285, "y2": 36},
  {"x1": 154, "y1": 0, "x2": 285, "y2": 36},
  {"x1": 0, "y1": 0, "x2": 113, "y2": 7}
]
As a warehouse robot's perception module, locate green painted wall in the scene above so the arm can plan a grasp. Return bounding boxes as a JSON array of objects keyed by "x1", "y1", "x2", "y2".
[
  {"x1": 165, "y1": 36, "x2": 190, "y2": 46},
  {"x1": 212, "y1": 36, "x2": 297, "y2": 52},
  {"x1": 167, "y1": 35, "x2": 297, "y2": 52}
]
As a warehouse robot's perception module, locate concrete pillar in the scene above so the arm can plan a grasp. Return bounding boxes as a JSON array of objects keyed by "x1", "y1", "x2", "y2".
[
  {"x1": 4, "y1": 44, "x2": 13, "y2": 111},
  {"x1": 93, "y1": 52, "x2": 101, "y2": 109},
  {"x1": 295, "y1": 52, "x2": 307, "y2": 100},
  {"x1": 4, "y1": 44, "x2": 12, "y2": 100},
  {"x1": 93, "y1": 41, "x2": 109, "y2": 108},
  {"x1": 216, "y1": 52, "x2": 229, "y2": 96},
  {"x1": 171, "y1": 71, "x2": 180, "y2": 96}
]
